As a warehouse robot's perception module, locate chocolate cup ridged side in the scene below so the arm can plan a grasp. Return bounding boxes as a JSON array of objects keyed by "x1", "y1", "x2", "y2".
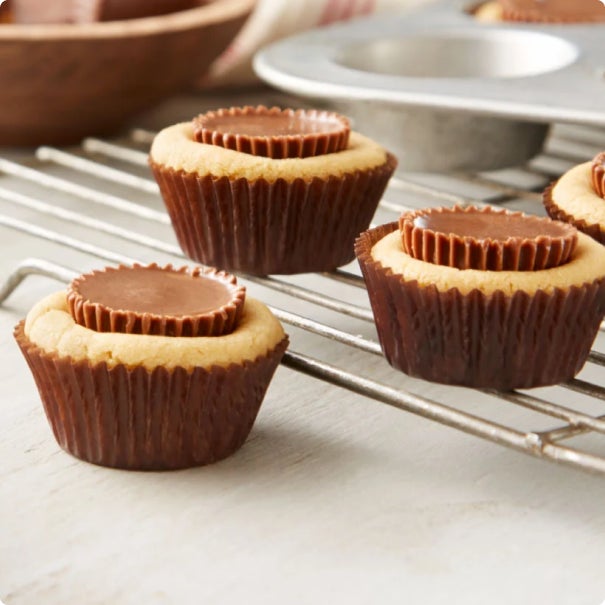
[
  {"x1": 500, "y1": 6, "x2": 605, "y2": 22},
  {"x1": 500, "y1": 8, "x2": 560, "y2": 22},
  {"x1": 198, "y1": 129, "x2": 350, "y2": 160},
  {"x1": 193, "y1": 106, "x2": 351, "y2": 159},
  {"x1": 543, "y1": 183, "x2": 605, "y2": 246},
  {"x1": 68, "y1": 291, "x2": 244, "y2": 336},
  {"x1": 400, "y1": 208, "x2": 577, "y2": 271},
  {"x1": 67, "y1": 265, "x2": 245, "y2": 337},
  {"x1": 355, "y1": 222, "x2": 605, "y2": 390},
  {"x1": 15, "y1": 321, "x2": 288, "y2": 470},
  {"x1": 591, "y1": 152, "x2": 605, "y2": 198},
  {"x1": 150, "y1": 154, "x2": 397, "y2": 275}
]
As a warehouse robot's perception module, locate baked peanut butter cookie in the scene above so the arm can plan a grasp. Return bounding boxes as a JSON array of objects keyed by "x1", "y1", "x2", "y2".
[
  {"x1": 356, "y1": 206, "x2": 605, "y2": 390},
  {"x1": 150, "y1": 105, "x2": 397, "y2": 275},
  {"x1": 15, "y1": 264, "x2": 288, "y2": 470}
]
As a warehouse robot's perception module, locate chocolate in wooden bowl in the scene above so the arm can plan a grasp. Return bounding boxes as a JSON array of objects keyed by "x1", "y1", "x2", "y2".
[{"x1": 0, "y1": 0, "x2": 254, "y2": 146}]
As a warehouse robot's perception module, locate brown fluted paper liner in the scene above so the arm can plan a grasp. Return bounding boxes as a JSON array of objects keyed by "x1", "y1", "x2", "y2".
[
  {"x1": 68, "y1": 264, "x2": 245, "y2": 337},
  {"x1": 400, "y1": 206, "x2": 576, "y2": 271},
  {"x1": 356, "y1": 222, "x2": 605, "y2": 390},
  {"x1": 151, "y1": 154, "x2": 397, "y2": 275},
  {"x1": 15, "y1": 321, "x2": 288, "y2": 470},
  {"x1": 543, "y1": 183, "x2": 605, "y2": 246}
]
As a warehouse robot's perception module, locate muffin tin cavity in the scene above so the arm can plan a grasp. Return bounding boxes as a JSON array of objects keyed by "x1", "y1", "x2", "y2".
[{"x1": 337, "y1": 30, "x2": 578, "y2": 79}]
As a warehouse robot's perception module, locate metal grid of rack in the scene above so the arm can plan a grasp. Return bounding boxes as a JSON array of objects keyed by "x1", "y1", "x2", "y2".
[{"x1": 2, "y1": 92, "x2": 605, "y2": 475}]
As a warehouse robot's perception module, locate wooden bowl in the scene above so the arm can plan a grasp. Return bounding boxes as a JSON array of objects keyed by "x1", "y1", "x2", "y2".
[{"x1": 0, "y1": 0, "x2": 255, "y2": 146}]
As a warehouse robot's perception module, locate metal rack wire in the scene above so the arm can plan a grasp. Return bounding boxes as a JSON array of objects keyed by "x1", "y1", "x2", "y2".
[{"x1": 3, "y1": 97, "x2": 605, "y2": 474}]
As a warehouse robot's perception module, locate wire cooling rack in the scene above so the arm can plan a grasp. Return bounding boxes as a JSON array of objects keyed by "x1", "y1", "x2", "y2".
[{"x1": 2, "y1": 91, "x2": 605, "y2": 475}]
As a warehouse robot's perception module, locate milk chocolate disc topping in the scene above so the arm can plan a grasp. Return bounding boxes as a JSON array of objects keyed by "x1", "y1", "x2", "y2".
[
  {"x1": 400, "y1": 205, "x2": 578, "y2": 271},
  {"x1": 499, "y1": 0, "x2": 605, "y2": 22},
  {"x1": 592, "y1": 152, "x2": 605, "y2": 199},
  {"x1": 192, "y1": 105, "x2": 351, "y2": 159},
  {"x1": 67, "y1": 264, "x2": 245, "y2": 336}
]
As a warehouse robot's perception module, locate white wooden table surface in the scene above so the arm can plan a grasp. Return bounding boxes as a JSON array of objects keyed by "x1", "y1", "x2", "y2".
[{"x1": 2, "y1": 90, "x2": 605, "y2": 605}]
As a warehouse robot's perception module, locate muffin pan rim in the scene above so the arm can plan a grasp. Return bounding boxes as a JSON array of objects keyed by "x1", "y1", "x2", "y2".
[{"x1": 254, "y1": 0, "x2": 605, "y2": 127}]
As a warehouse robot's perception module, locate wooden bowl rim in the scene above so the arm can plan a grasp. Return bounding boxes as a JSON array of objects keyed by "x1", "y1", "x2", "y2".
[{"x1": 0, "y1": 0, "x2": 255, "y2": 40}]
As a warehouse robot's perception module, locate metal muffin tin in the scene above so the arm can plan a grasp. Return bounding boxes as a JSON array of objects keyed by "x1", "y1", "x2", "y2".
[{"x1": 254, "y1": 0, "x2": 605, "y2": 172}]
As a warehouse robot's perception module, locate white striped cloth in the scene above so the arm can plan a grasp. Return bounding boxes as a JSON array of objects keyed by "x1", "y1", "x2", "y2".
[{"x1": 205, "y1": 0, "x2": 432, "y2": 86}]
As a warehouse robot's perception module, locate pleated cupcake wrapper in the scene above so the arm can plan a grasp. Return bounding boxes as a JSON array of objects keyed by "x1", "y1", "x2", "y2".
[
  {"x1": 543, "y1": 182, "x2": 605, "y2": 246},
  {"x1": 355, "y1": 222, "x2": 605, "y2": 390},
  {"x1": 193, "y1": 106, "x2": 351, "y2": 159},
  {"x1": 68, "y1": 264, "x2": 245, "y2": 337},
  {"x1": 15, "y1": 321, "x2": 288, "y2": 470},
  {"x1": 592, "y1": 152, "x2": 605, "y2": 198},
  {"x1": 400, "y1": 206, "x2": 576, "y2": 271},
  {"x1": 151, "y1": 154, "x2": 397, "y2": 275}
]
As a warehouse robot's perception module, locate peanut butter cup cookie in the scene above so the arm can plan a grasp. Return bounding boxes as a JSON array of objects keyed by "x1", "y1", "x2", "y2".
[
  {"x1": 14, "y1": 264, "x2": 288, "y2": 470},
  {"x1": 356, "y1": 206, "x2": 605, "y2": 390},
  {"x1": 150, "y1": 105, "x2": 397, "y2": 275},
  {"x1": 544, "y1": 152, "x2": 605, "y2": 245}
]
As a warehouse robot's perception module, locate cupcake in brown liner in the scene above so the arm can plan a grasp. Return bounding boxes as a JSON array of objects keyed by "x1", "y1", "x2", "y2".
[
  {"x1": 543, "y1": 152, "x2": 605, "y2": 245},
  {"x1": 14, "y1": 264, "x2": 288, "y2": 470},
  {"x1": 356, "y1": 206, "x2": 605, "y2": 390},
  {"x1": 150, "y1": 105, "x2": 397, "y2": 275}
]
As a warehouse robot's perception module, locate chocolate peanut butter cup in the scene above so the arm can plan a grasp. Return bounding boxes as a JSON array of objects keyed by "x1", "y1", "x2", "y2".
[
  {"x1": 193, "y1": 106, "x2": 350, "y2": 159},
  {"x1": 67, "y1": 263, "x2": 245, "y2": 337},
  {"x1": 0, "y1": 0, "x2": 12, "y2": 23},
  {"x1": 150, "y1": 112, "x2": 397, "y2": 275},
  {"x1": 591, "y1": 152, "x2": 605, "y2": 199},
  {"x1": 15, "y1": 267, "x2": 288, "y2": 470},
  {"x1": 499, "y1": 0, "x2": 605, "y2": 22},
  {"x1": 400, "y1": 206, "x2": 577, "y2": 271},
  {"x1": 356, "y1": 210, "x2": 605, "y2": 390}
]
